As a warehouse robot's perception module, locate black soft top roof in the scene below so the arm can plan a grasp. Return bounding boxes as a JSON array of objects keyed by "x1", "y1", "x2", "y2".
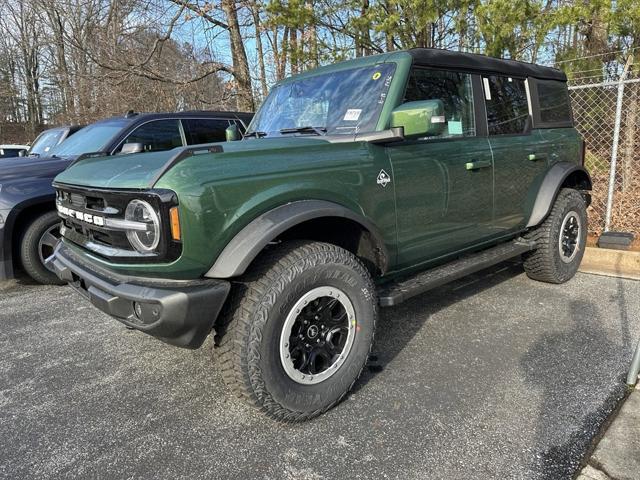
[{"x1": 408, "y1": 48, "x2": 566, "y2": 82}]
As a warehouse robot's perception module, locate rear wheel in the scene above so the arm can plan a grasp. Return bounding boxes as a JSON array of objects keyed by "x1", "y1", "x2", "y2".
[
  {"x1": 19, "y1": 211, "x2": 64, "y2": 285},
  {"x1": 217, "y1": 241, "x2": 377, "y2": 422},
  {"x1": 523, "y1": 188, "x2": 587, "y2": 284}
]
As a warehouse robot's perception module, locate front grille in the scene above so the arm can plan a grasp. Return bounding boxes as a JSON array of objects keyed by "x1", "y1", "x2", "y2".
[
  {"x1": 54, "y1": 184, "x2": 181, "y2": 263},
  {"x1": 69, "y1": 193, "x2": 85, "y2": 208}
]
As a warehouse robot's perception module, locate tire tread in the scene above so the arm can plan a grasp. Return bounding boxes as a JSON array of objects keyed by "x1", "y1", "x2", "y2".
[
  {"x1": 216, "y1": 241, "x2": 376, "y2": 422},
  {"x1": 523, "y1": 188, "x2": 587, "y2": 284}
]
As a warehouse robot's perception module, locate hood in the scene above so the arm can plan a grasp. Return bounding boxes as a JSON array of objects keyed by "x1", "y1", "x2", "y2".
[
  {"x1": 53, "y1": 136, "x2": 334, "y2": 190},
  {"x1": 0, "y1": 155, "x2": 73, "y2": 183}
]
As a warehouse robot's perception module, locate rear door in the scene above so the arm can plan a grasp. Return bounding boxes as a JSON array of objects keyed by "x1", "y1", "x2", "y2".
[
  {"x1": 483, "y1": 75, "x2": 549, "y2": 231},
  {"x1": 387, "y1": 68, "x2": 495, "y2": 269}
]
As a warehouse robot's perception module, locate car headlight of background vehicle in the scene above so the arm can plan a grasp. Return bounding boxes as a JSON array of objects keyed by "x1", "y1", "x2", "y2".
[{"x1": 125, "y1": 199, "x2": 160, "y2": 252}]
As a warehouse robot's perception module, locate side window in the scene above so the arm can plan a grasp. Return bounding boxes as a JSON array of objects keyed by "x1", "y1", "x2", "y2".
[
  {"x1": 536, "y1": 79, "x2": 572, "y2": 124},
  {"x1": 404, "y1": 68, "x2": 476, "y2": 137},
  {"x1": 183, "y1": 119, "x2": 231, "y2": 145},
  {"x1": 0, "y1": 148, "x2": 22, "y2": 158},
  {"x1": 233, "y1": 119, "x2": 248, "y2": 134},
  {"x1": 118, "y1": 119, "x2": 183, "y2": 153},
  {"x1": 483, "y1": 76, "x2": 530, "y2": 135}
]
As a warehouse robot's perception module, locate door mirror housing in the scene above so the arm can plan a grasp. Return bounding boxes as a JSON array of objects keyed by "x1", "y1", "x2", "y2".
[
  {"x1": 390, "y1": 100, "x2": 446, "y2": 137},
  {"x1": 225, "y1": 124, "x2": 241, "y2": 141},
  {"x1": 120, "y1": 142, "x2": 144, "y2": 155}
]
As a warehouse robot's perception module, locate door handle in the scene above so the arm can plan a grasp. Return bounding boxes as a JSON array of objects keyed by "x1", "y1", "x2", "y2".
[
  {"x1": 466, "y1": 159, "x2": 492, "y2": 170},
  {"x1": 528, "y1": 153, "x2": 548, "y2": 161}
]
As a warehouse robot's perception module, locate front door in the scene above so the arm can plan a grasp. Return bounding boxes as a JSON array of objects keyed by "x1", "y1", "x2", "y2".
[{"x1": 387, "y1": 68, "x2": 495, "y2": 269}]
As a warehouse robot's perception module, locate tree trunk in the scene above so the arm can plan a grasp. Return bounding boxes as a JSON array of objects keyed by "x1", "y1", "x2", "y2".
[
  {"x1": 221, "y1": 0, "x2": 254, "y2": 111},
  {"x1": 249, "y1": 0, "x2": 268, "y2": 100},
  {"x1": 305, "y1": 0, "x2": 319, "y2": 67},
  {"x1": 384, "y1": 0, "x2": 395, "y2": 51},
  {"x1": 290, "y1": 28, "x2": 299, "y2": 75}
]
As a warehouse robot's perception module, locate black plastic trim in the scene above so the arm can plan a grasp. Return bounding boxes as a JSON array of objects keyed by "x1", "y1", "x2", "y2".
[
  {"x1": 47, "y1": 242, "x2": 230, "y2": 349},
  {"x1": 472, "y1": 74, "x2": 489, "y2": 137},
  {"x1": 408, "y1": 48, "x2": 567, "y2": 81},
  {"x1": 378, "y1": 239, "x2": 536, "y2": 306},
  {"x1": 206, "y1": 200, "x2": 389, "y2": 278},
  {"x1": 526, "y1": 162, "x2": 593, "y2": 228},
  {"x1": 324, "y1": 127, "x2": 405, "y2": 144}
]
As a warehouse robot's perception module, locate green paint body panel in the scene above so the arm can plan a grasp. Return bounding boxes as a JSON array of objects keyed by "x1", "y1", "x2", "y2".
[
  {"x1": 53, "y1": 52, "x2": 584, "y2": 282},
  {"x1": 55, "y1": 149, "x2": 177, "y2": 189}
]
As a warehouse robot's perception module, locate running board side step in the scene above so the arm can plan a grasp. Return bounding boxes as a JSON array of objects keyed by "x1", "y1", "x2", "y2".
[{"x1": 378, "y1": 239, "x2": 536, "y2": 307}]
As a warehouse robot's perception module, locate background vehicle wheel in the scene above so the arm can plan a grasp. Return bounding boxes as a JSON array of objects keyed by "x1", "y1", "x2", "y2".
[
  {"x1": 19, "y1": 211, "x2": 64, "y2": 285},
  {"x1": 523, "y1": 188, "x2": 587, "y2": 284},
  {"x1": 217, "y1": 241, "x2": 377, "y2": 422}
]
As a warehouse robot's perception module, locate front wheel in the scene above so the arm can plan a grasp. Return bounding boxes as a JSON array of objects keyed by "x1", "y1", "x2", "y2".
[
  {"x1": 19, "y1": 211, "x2": 64, "y2": 285},
  {"x1": 523, "y1": 188, "x2": 588, "y2": 284},
  {"x1": 217, "y1": 241, "x2": 377, "y2": 422}
]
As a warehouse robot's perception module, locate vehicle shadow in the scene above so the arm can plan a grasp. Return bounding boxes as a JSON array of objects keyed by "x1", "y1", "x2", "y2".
[
  {"x1": 520, "y1": 275, "x2": 633, "y2": 479},
  {"x1": 352, "y1": 258, "x2": 525, "y2": 394}
]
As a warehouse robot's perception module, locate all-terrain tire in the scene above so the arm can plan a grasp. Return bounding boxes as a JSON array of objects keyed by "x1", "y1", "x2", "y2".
[
  {"x1": 523, "y1": 188, "x2": 587, "y2": 284},
  {"x1": 216, "y1": 241, "x2": 377, "y2": 422},
  {"x1": 19, "y1": 211, "x2": 64, "y2": 285}
]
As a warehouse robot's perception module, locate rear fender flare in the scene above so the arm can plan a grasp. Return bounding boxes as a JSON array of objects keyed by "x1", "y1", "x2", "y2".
[{"x1": 526, "y1": 162, "x2": 592, "y2": 228}]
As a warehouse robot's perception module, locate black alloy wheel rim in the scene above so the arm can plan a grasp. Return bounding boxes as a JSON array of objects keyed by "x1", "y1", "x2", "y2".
[
  {"x1": 280, "y1": 287, "x2": 356, "y2": 385},
  {"x1": 559, "y1": 211, "x2": 581, "y2": 263}
]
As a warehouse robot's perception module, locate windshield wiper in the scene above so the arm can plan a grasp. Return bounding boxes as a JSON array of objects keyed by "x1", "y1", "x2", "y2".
[
  {"x1": 244, "y1": 130, "x2": 267, "y2": 138},
  {"x1": 279, "y1": 126, "x2": 327, "y2": 136}
]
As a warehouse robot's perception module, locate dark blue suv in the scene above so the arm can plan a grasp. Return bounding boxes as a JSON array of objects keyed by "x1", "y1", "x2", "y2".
[{"x1": 0, "y1": 110, "x2": 252, "y2": 284}]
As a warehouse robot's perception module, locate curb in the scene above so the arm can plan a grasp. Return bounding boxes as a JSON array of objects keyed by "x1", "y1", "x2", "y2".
[
  {"x1": 579, "y1": 247, "x2": 640, "y2": 281},
  {"x1": 577, "y1": 389, "x2": 640, "y2": 480}
]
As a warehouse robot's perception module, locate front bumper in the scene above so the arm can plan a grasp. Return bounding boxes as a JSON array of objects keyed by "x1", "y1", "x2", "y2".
[{"x1": 47, "y1": 242, "x2": 230, "y2": 348}]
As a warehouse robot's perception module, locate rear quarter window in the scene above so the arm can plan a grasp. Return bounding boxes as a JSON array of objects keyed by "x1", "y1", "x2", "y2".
[{"x1": 535, "y1": 79, "x2": 572, "y2": 125}]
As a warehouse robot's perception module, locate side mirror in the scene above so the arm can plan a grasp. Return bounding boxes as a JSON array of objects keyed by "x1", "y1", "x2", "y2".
[
  {"x1": 225, "y1": 124, "x2": 241, "y2": 141},
  {"x1": 390, "y1": 99, "x2": 446, "y2": 137},
  {"x1": 18, "y1": 150, "x2": 26, "y2": 157},
  {"x1": 120, "y1": 142, "x2": 144, "y2": 155}
]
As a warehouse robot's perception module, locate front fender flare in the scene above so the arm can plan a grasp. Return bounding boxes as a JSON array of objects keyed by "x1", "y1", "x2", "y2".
[
  {"x1": 526, "y1": 162, "x2": 592, "y2": 228},
  {"x1": 205, "y1": 200, "x2": 388, "y2": 278}
]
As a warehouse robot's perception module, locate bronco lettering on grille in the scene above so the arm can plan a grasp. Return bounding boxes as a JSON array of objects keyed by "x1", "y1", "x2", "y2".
[{"x1": 56, "y1": 204, "x2": 105, "y2": 227}]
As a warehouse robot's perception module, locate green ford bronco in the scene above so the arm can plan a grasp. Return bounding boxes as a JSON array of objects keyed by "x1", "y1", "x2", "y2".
[{"x1": 48, "y1": 48, "x2": 591, "y2": 421}]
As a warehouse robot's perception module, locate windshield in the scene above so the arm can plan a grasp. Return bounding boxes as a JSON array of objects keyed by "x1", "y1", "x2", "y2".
[
  {"x1": 51, "y1": 120, "x2": 127, "y2": 157},
  {"x1": 29, "y1": 129, "x2": 64, "y2": 156},
  {"x1": 248, "y1": 63, "x2": 397, "y2": 137}
]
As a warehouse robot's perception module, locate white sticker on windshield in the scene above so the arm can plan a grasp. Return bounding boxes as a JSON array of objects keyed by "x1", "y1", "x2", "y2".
[{"x1": 343, "y1": 109, "x2": 362, "y2": 121}]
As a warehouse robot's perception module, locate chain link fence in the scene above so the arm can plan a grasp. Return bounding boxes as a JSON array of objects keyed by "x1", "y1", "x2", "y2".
[{"x1": 568, "y1": 73, "x2": 640, "y2": 237}]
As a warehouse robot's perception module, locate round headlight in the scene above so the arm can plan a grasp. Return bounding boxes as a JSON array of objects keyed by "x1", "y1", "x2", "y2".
[{"x1": 125, "y1": 200, "x2": 160, "y2": 252}]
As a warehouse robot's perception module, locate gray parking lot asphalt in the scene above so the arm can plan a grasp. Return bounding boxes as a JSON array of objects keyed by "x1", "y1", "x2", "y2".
[{"x1": 1, "y1": 262, "x2": 639, "y2": 480}]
